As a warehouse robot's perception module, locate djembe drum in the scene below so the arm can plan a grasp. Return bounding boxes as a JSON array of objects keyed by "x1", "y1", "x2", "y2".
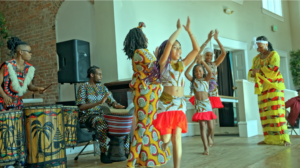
[
  {"x1": 63, "y1": 106, "x2": 78, "y2": 147},
  {"x1": 103, "y1": 107, "x2": 134, "y2": 162},
  {"x1": 23, "y1": 105, "x2": 67, "y2": 168},
  {"x1": 0, "y1": 110, "x2": 26, "y2": 167}
]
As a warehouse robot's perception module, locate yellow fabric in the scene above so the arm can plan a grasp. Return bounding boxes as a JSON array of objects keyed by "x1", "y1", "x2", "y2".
[
  {"x1": 159, "y1": 92, "x2": 174, "y2": 103},
  {"x1": 130, "y1": 49, "x2": 157, "y2": 89},
  {"x1": 248, "y1": 51, "x2": 285, "y2": 94},
  {"x1": 127, "y1": 49, "x2": 171, "y2": 167},
  {"x1": 248, "y1": 51, "x2": 290, "y2": 145}
]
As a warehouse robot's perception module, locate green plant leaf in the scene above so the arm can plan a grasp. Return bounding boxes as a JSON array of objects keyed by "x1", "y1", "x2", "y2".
[
  {"x1": 0, "y1": 12, "x2": 9, "y2": 48},
  {"x1": 290, "y1": 49, "x2": 300, "y2": 87}
]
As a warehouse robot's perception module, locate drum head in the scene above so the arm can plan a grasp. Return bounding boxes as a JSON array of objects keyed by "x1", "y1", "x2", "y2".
[
  {"x1": 23, "y1": 104, "x2": 63, "y2": 109},
  {"x1": 63, "y1": 106, "x2": 79, "y2": 110},
  {"x1": 0, "y1": 110, "x2": 23, "y2": 114},
  {"x1": 109, "y1": 108, "x2": 130, "y2": 115}
]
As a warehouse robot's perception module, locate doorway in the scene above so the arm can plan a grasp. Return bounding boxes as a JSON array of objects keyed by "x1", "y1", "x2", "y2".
[{"x1": 210, "y1": 37, "x2": 248, "y2": 135}]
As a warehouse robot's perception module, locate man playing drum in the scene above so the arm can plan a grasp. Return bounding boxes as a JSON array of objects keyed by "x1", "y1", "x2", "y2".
[{"x1": 76, "y1": 65, "x2": 130, "y2": 164}]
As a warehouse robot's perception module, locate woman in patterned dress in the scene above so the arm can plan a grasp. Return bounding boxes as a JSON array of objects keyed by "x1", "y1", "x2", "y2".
[
  {"x1": 123, "y1": 22, "x2": 171, "y2": 167},
  {"x1": 152, "y1": 17, "x2": 200, "y2": 168},
  {"x1": 0, "y1": 37, "x2": 45, "y2": 111},
  {"x1": 248, "y1": 36, "x2": 290, "y2": 146}
]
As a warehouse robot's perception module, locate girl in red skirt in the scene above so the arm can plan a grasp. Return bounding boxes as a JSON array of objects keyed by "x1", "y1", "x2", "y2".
[
  {"x1": 185, "y1": 55, "x2": 217, "y2": 155},
  {"x1": 192, "y1": 29, "x2": 226, "y2": 145},
  {"x1": 152, "y1": 17, "x2": 200, "y2": 168}
]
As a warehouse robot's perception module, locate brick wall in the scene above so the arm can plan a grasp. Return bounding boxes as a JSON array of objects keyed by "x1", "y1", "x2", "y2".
[
  {"x1": 0, "y1": 0, "x2": 95, "y2": 105},
  {"x1": 0, "y1": 1, "x2": 64, "y2": 105}
]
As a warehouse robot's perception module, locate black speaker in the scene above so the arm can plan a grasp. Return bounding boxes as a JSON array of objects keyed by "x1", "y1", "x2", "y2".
[{"x1": 57, "y1": 39, "x2": 91, "y2": 84}]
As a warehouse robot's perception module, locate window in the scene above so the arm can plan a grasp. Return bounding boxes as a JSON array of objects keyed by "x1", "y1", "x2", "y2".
[{"x1": 262, "y1": 0, "x2": 282, "y2": 16}]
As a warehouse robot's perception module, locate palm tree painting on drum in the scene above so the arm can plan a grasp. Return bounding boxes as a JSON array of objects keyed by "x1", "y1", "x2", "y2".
[
  {"x1": 31, "y1": 120, "x2": 64, "y2": 157},
  {"x1": 64, "y1": 109, "x2": 78, "y2": 146},
  {"x1": 0, "y1": 113, "x2": 24, "y2": 160}
]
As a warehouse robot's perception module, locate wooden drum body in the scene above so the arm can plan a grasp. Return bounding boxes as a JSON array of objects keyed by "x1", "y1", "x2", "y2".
[
  {"x1": 23, "y1": 105, "x2": 67, "y2": 168},
  {"x1": 0, "y1": 110, "x2": 26, "y2": 166},
  {"x1": 103, "y1": 108, "x2": 134, "y2": 136},
  {"x1": 63, "y1": 106, "x2": 78, "y2": 147},
  {"x1": 103, "y1": 107, "x2": 134, "y2": 162}
]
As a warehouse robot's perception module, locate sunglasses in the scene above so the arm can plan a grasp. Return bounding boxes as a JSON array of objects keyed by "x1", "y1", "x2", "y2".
[{"x1": 21, "y1": 50, "x2": 32, "y2": 53}]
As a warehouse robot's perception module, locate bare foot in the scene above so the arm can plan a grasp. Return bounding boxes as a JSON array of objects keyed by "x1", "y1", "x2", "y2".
[
  {"x1": 202, "y1": 149, "x2": 209, "y2": 155},
  {"x1": 161, "y1": 140, "x2": 171, "y2": 152},
  {"x1": 284, "y1": 141, "x2": 291, "y2": 146},
  {"x1": 257, "y1": 141, "x2": 267, "y2": 145},
  {"x1": 208, "y1": 136, "x2": 214, "y2": 147}
]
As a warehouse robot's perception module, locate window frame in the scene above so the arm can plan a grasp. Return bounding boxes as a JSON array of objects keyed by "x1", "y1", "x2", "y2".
[{"x1": 262, "y1": 0, "x2": 284, "y2": 22}]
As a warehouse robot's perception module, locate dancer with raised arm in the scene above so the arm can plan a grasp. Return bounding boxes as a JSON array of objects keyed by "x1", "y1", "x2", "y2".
[
  {"x1": 185, "y1": 55, "x2": 217, "y2": 155},
  {"x1": 124, "y1": 22, "x2": 171, "y2": 167},
  {"x1": 198, "y1": 30, "x2": 226, "y2": 146},
  {"x1": 152, "y1": 17, "x2": 200, "y2": 168}
]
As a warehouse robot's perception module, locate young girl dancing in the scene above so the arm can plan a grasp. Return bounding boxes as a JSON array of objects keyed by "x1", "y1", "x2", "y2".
[
  {"x1": 152, "y1": 17, "x2": 200, "y2": 168},
  {"x1": 185, "y1": 55, "x2": 217, "y2": 155},
  {"x1": 196, "y1": 29, "x2": 226, "y2": 146}
]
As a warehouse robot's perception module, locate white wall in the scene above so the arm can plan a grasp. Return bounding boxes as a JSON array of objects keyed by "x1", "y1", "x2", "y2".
[
  {"x1": 94, "y1": 1, "x2": 119, "y2": 84},
  {"x1": 288, "y1": 1, "x2": 300, "y2": 51},
  {"x1": 56, "y1": 0, "x2": 98, "y2": 101},
  {"x1": 113, "y1": 0, "x2": 295, "y2": 94}
]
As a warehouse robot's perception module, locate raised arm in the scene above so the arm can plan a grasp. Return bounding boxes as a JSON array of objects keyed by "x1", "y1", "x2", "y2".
[
  {"x1": 197, "y1": 30, "x2": 214, "y2": 64},
  {"x1": 201, "y1": 59, "x2": 212, "y2": 82},
  {"x1": 213, "y1": 29, "x2": 226, "y2": 66},
  {"x1": 159, "y1": 19, "x2": 182, "y2": 67},
  {"x1": 185, "y1": 56, "x2": 198, "y2": 81},
  {"x1": 182, "y1": 17, "x2": 200, "y2": 66}
]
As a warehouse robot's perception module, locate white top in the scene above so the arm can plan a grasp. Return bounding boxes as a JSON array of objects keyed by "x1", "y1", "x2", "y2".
[
  {"x1": 161, "y1": 60, "x2": 185, "y2": 87},
  {"x1": 193, "y1": 79, "x2": 209, "y2": 92},
  {"x1": 205, "y1": 62, "x2": 218, "y2": 81}
]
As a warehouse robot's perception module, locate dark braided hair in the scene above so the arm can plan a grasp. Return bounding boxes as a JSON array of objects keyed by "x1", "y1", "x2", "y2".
[
  {"x1": 87, "y1": 65, "x2": 100, "y2": 78},
  {"x1": 190, "y1": 64, "x2": 207, "y2": 95},
  {"x1": 6, "y1": 37, "x2": 28, "y2": 56},
  {"x1": 123, "y1": 28, "x2": 147, "y2": 59},
  {"x1": 145, "y1": 40, "x2": 181, "y2": 83},
  {"x1": 256, "y1": 36, "x2": 274, "y2": 51}
]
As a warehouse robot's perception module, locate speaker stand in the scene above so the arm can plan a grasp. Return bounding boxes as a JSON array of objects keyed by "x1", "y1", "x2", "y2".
[{"x1": 74, "y1": 83, "x2": 78, "y2": 101}]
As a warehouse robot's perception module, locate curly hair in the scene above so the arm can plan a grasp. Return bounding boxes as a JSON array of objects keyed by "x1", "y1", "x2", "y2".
[
  {"x1": 123, "y1": 28, "x2": 147, "y2": 59},
  {"x1": 6, "y1": 37, "x2": 28, "y2": 56},
  {"x1": 190, "y1": 64, "x2": 207, "y2": 95},
  {"x1": 257, "y1": 36, "x2": 274, "y2": 51}
]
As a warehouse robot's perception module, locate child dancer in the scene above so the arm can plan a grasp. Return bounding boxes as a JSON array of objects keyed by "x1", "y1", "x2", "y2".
[
  {"x1": 152, "y1": 17, "x2": 200, "y2": 168},
  {"x1": 197, "y1": 29, "x2": 226, "y2": 146},
  {"x1": 185, "y1": 55, "x2": 217, "y2": 155}
]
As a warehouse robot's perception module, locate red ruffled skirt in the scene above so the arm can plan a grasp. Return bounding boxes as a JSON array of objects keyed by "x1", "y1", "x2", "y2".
[
  {"x1": 192, "y1": 111, "x2": 217, "y2": 121},
  {"x1": 189, "y1": 96, "x2": 224, "y2": 109},
  {"x1": 153, "y1": 110, "x2": 187, "y2": 135}
]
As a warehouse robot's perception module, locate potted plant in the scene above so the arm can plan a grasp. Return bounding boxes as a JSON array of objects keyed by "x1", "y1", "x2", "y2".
[
  {"x1": 290, "y1": 49, "x2": 300, "y2": 88},
  {"x1": 0, "y1": 11, "x2": 9, "y2": 48}
]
